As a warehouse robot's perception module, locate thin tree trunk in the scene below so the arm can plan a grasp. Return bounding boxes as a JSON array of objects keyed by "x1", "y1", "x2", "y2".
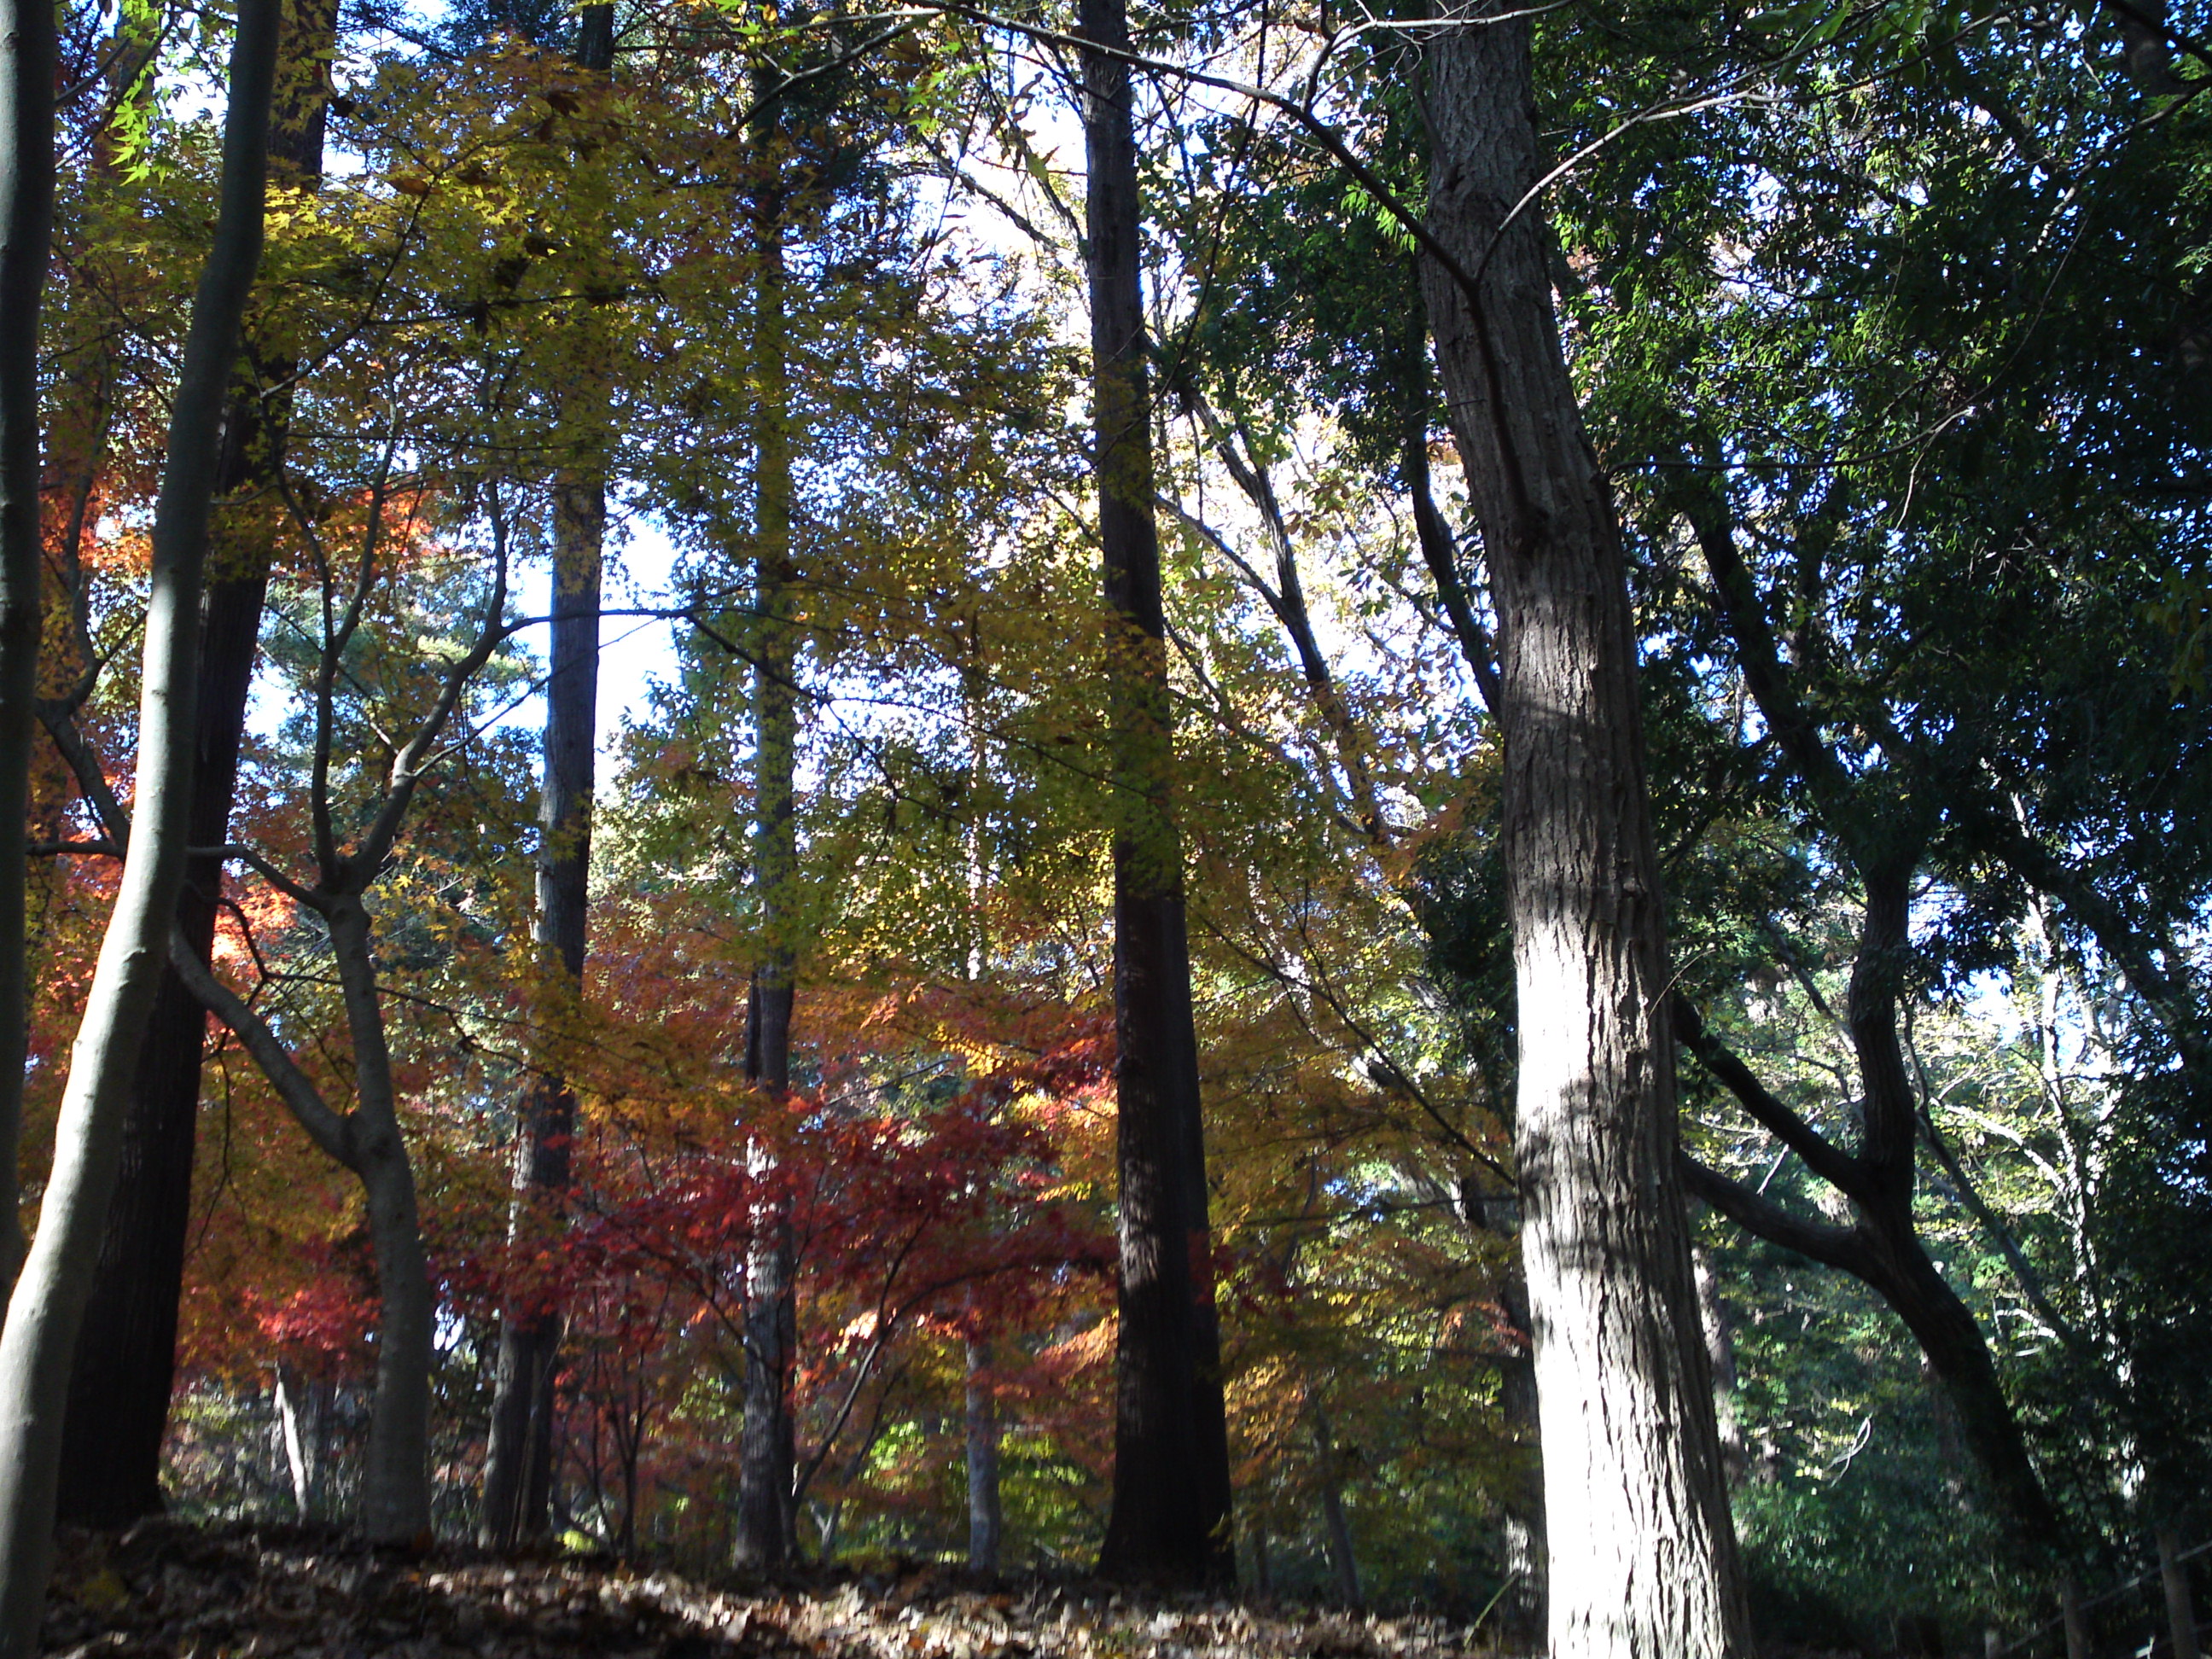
[
  {"x1": 965, "y1": 1338, "x2": 1001, "y2": 1574},
  {"x1": 478, "y1": 0, "x2": 613, "y2": 1546},
  {"x1": 480, "y1": 473, "x2": 602, "y2": 1548},
  {"x1": 2059, "y1": 1574, "x2": 2088, "y2": 1659},
  {"x1": 734, "y1": 211, "x2": 798, "y2": 1571},
  {"x1": 1415, "y1": 8, "x2": 1752, "y2": 1654},
  {"x1": 1080, "y1": 0, "x2": 1231, "y2": 1589},
  {"x1": 1694, "y1": 1247, "x2": 1749, "y2": 1486},
  {"x1": 272, "y1": 1362, "x2": 325, "y2": 1522},
  {"x1": 57, "y1": 0, "x2": 339, "y2": 1525},
  {"x1": 2161, "y1": 1526, "x2": 2199, "y2": 1659},
  {"x1": 0, "y1": 0, "x2": 56, "y2": 1311},
  {"x1": 1311, "y1": 1403, "x2": 1362, "y2": 1608},
  {"x1": 0, "y1": 2, "x2": 277, "y2": 1644},
  {"x1": 1495, "y1": 1272, "x2": 1546, "y2": 1648},
  {"x1": 327, "y1": 897, "x2": 434, "y2": 1542}
]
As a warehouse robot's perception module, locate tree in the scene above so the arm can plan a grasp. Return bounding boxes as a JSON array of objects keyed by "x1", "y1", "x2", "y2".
[
  {"x1": 0, "y1": 0, "x2": 57, "y2": 1307},
  {"x1": 1079, "y1": 0, "x2": 1233, "y2": 1588},
  {"x1": 0, "y1": 0, "x2": 279, "y2": 1643},
  {"x1": 1413, "y1": 4, "x2": 1752, "y2": 1652},
  {"x1": 57, "y1": 0, "x2": 343, "y2": 1528},
  {"x1": 479, "y1": 0, "x2": 616, "y2": 1553}
]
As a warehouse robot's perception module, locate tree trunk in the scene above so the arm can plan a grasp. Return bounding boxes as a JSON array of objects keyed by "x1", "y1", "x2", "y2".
[
  {"x1": 0, "y1": 1, "x2": 278, "y2": 1644},
  {"x1": 0, "y1": 0, "x2": 57, "y2": 1309},
  {"x1": 1312, "y1": 1404, "x2": 1362, "y2": 1608},
  {"x1": 272, "y1": 1362, "x2": 328, "y2": 1522},
  {"x1": 2058, "y1": 1574, "x2": 2088, "y2": 1659},
  {"x1": 734, "y1": 212, "x2": 798, "y2": 1572},
  {"x1": 1694, "y1": 1246, "x2": 1749, "y2": 1486},
  {"x1": 1414, "y1": 9, "x2": 1753, "y2": 1655},
  {"x1": 965, "y1": 1338, "x2": 1002, "y2": 1574},
  {"x1": 480, "y1": 473, "x2": 602, "y2": 1548},
  {"x1": 328, "y1": 897, "x2": 434, "y2": 1542},
  {"x1": 2160, "y1": 1526, "x2": 2200, "y2": 1659},
  {"x1": 1080, "y1": 0, "x2": 1231, "y2": 1590},
  {"x1": 56, "y1": 0, "x2": 338, "y2": 1526},
  {"x1": 1495, "y1": 1272, "x2": 1546, "y2": 1648},
  {"x1": 477, "y1": 0, "x2": 613, "y2": 1547}
]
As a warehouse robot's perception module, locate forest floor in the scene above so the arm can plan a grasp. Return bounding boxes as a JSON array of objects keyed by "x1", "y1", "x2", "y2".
[
  {"x1": 41, "y1": 1521, "x2": 1871, "y2": 1659},
  {"x1": 41, "y1": 1522, "x2": 1504, "y2": 1659}
]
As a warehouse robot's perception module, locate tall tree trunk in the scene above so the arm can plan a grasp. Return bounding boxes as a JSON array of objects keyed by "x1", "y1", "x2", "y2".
[
  {"x1": 734, "y1": 212, "x2": 798, "y2": 1572},
  {"x1": 0, "y1": 0, "x2": 57, "y2": 1307},
  {"x1": 0, "y1": 1, "x2": 278, "y2": 1644},
  {"x1": 55, "y1": 0, "x2": 337, "y2": 1525},
  {"x1": 476, "y1": 1, "x2": 613, "y2": 1549},
  {"x1": 1080, "y1": 0, "x2": 1231, "y2": 1590},
  {"x1": 1414, "y1": 9, "x2": 1752, "y2": 1655},
  {"x1": 480, "y1": 474, "x2": 602, "y2": 1548},
  {"x1": 964, "y1": 1338, "x2": 1002, "y2": 1574}
]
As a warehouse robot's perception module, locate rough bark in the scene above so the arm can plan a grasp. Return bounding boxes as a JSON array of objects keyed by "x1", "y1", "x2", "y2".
[
  {"x1": 480, "y1": 474, "x2": 603, "y2": 1548},
  {"x1": 0, "y1": 1, "x2": 278, "y2": 1644},
  {"x1": 1080, "y1": 0, "x2": 1231, "y2": 1591},
  {"x1": 0, "y1": 0, "x2": 57, "y2": 1306},
  {"x1": 1414, "y1": 9, "x2": 1752, "y2": 1655},
  {"x1": 55, "y1": 0, "x2": 337, "y2": 1525},
  {"x1": 734, "y1": 212, "x2": 798, "y2": 1572},
  {"x1": 964, "y1": 1339, "x2": 1002, "y2": 1574}
]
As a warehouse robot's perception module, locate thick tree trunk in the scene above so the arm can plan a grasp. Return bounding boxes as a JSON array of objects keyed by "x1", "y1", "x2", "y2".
[
  {"x1": 1080, "y1": 0, "x2": 1231, "y2": 1590},
  {"x1": 55, "y1": 0, "x2": 337, "y2": 1525},
  {"x1": 329, "y1": 897, "x2": 434, "y2": 1542},
  {"x1": 1414, "y1": 9, "x2": 1752, "y2": 1655},
  {"x1": 0, "y1": 3, "x2": 277, "y2": 1645},
  {"x1": 480, "y1": 474, "x2": 602, "y2": 1548},
  {"x1": 964, "y1": 1338, "x2": 1002, "y2": 1574},
  {"x1": 0, "y1": 0, "x2": 56, "y2": 1309},
  {"x1": 734, "y1": 215, "x2": 798, "y2": 1571}
]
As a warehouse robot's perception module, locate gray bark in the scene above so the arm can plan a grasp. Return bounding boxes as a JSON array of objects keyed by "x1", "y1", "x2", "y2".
[
  {"x1": 480, "y1": 474, "x2": 602, "y2": 1548},
  {"x1": 1414, "y1": 8, "x2": 1753, "y2": 1654},
  {"x1": 0, "y1": 1, "x2": 278, "y2": 1646},
  {"x1": 478, "y1": 0, "x2": 613, "y2": 1551},
  {"x1": 329, "y1": 897, "x2": 434, "y2": 1540},
  {"x1": 965, "y1": 1339, "x2": 1002, "y2": 1573},
  {"x1": 734, "y1": 212, "x2": 798, "y2": 1572},
  {"x1": 0, "y1": 0, "x2": 56, "y2": 1302}
]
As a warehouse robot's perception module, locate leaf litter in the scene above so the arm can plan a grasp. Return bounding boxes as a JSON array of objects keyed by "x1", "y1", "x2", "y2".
[{"x1": 41, "y1": 1522, "x2": 1500, "y2": 1659}]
